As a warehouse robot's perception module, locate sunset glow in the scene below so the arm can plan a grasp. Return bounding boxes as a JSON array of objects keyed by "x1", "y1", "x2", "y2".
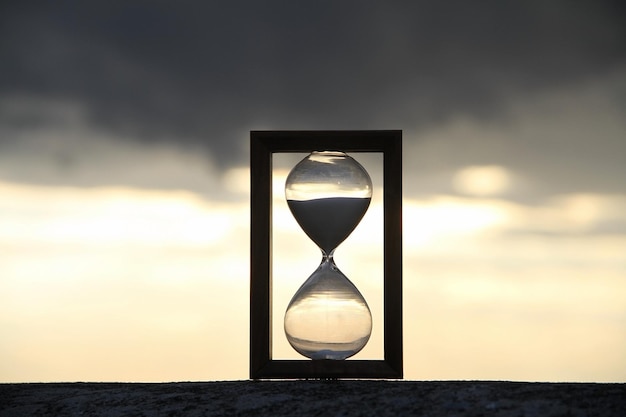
[
  {"x1": 1, "y1": 175, "x2": 624, "y2": 382},
  {"x1": 2, "y1": 1, "x2": 625, "y2": 383}
]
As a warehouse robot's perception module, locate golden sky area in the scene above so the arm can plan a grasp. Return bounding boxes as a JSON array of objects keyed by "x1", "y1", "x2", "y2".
[
  {"x1": 1, "y1": 1, "x2": 625, "y2": 383},
  {"x1": 1, "y1": 158, "x2": 625, "y2": 382}
]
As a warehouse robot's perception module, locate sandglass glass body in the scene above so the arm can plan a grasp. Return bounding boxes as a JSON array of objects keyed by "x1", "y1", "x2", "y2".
[{"x1": 284, "y1": 151, "x2": 373, "y2": 360}]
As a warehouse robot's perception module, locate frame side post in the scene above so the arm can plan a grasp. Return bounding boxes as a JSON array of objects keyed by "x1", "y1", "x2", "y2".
[
  {"x1": 384, "y1": 133, "x2": 403, "y2": 377},
  {"x1": 250, "y1": 134, "x2": 272, "y2": 378}
]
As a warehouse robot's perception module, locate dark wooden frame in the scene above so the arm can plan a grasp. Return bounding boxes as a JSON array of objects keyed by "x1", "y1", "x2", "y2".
[{"x1": 250, "y1": 130, "x2": 402, "y2": 379}]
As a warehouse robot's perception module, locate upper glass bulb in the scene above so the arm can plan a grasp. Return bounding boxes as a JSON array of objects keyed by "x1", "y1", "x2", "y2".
[{"x1": 285, "y1": 151, "x2": 372, "y2": 255}]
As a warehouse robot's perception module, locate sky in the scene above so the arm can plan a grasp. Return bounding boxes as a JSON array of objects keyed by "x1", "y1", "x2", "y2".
[{"x1": 1, "y1": 1, "x2": 625, "y2": 382}]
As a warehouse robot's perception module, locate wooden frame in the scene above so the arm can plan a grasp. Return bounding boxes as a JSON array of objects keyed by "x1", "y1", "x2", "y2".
[{"x1": 250, "y1": 130, "x2": 402, "y2": 379}]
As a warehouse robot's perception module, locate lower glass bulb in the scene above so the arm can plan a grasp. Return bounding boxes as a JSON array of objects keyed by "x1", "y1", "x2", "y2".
[{"x1": 284, "y1": 257, "x2": 372, "y2": 360}]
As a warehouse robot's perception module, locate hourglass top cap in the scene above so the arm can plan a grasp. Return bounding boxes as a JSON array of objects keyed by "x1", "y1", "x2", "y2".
[{"x1": 285, "y1": 150, "x2": 372, "y2": 201}]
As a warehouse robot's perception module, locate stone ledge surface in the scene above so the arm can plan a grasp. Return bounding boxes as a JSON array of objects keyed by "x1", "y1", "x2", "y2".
[{"x1": 1, "y1": 380, "x2": 624, "y2": 416}]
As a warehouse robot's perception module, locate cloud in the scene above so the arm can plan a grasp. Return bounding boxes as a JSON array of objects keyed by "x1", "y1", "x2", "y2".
[
  {"x1": 1, "y1": 1, "x2": 624, "y2": 171},
  {"x1": 453, "y1": 165, "x2": 511, "y2": 196},
  {"x1": 402, "y1": 71, "x2": 626, "y2": 200},
  {"x1": 0, "y1": 95, "x2": 235, "y2": 197}
]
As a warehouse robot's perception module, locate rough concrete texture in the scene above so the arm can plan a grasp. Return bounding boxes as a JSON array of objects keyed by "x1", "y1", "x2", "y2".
[{"x1": 1, "y1": 380, "x2": 624, "y2": 416}]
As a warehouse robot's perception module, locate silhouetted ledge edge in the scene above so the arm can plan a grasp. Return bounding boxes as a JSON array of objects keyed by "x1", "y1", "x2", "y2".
[{"x1": 1, "y1": 380, "x2": 625, "y2": 416}]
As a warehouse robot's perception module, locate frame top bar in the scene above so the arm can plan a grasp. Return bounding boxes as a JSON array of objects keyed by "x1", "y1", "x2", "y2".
[{"x1": 250, "y1": 130, "x2": 401, "y2": 153}]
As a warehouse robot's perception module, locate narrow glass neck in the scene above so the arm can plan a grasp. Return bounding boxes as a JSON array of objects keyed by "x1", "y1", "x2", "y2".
[{"x1": 320, "y1": 248, "x2": 336, "y2": 263}]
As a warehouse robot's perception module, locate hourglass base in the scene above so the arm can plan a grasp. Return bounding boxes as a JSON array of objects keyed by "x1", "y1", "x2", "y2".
[{"x1": 288, "y1": 336, "x2": 371, "y2": 360}]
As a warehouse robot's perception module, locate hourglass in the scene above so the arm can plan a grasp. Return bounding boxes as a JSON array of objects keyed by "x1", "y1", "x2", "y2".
[
  {"x1": 250, "y1": 130, "x2": 403, "y2": 379},
  {"x1": 284, "y1": 151, "x2": 373, "y2": 360}
]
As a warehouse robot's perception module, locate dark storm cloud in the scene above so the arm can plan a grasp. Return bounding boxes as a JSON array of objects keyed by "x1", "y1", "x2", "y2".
[{"x1": 2, "y1": 1, "x2": 625, "y2": 169}]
